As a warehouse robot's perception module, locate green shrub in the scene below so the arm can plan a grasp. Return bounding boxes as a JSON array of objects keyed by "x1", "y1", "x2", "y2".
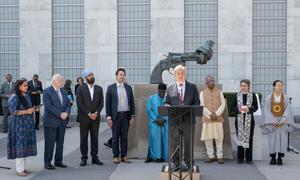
[{"x1": 223, "y1": 92, "x2": 262, "y2": 117}]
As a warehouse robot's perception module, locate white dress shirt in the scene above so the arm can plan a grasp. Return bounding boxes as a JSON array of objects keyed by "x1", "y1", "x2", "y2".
[{"x1": 88, "y1": 84, "x2": 94, "y2": 101}]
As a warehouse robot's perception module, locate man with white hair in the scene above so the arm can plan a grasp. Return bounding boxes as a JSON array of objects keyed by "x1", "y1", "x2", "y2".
[
  {"x1": 165, "y1": 65, "x2": 200, "y2": 170},
  {"x1": 200, "y1": 75, "x2": 225, "y2": 164},
  {"x1": 43, "y1": 74, "x2": 71, "y2": 170}
]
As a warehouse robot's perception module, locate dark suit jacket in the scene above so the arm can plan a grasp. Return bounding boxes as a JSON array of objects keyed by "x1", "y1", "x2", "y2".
[
  {"x1": 105, "y1": 83, "x2": 135, "y2": 121},
  {"x1": 165, "y1": 80, "x2": 200, "y2": 106},
  {"x1": 28, "y1": 80, "x2": 43, "y2": 105},
  {"x1": 1, "y1": 81, "x2": 15, "y2": 107},
  {"x1": 165, "y1": 80, "x2": 200, "y2": 123},
  {"x1": 76, "y1": 83, "x2": 104, "y2": 122},
  {"x1": 42, "y1": 86, "x2": 71, "y2": 127}
]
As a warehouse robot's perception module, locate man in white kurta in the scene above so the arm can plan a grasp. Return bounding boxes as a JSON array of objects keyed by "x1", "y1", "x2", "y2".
[{"x1": 200, "y1": 75, "x2": 226, "y2": 164}]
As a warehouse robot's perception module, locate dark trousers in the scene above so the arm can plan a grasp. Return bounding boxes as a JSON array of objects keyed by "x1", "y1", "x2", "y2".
[
  {"x1": 171, "y1": 117, "x2": 195, "y2": 166},
  {"x1": 32, "y1": 97, "x2": 41, "y2": 128},
  {"x1": 44, "y1": 124, "x2": 66, "y2": 165},
  {"x1": 112, "y1": 112, "x2": 129, "y2": 158},
  {"x1": 107, "y1": 137, "x2": 112, "y2": 145},
  {"x1": 35, "y1": 111, "x2": 40, "y2": 128},
  {"x1": 80, "y1": 120, "x2": 100, "y2": 160},
  {"x1": 2, "y1": 106, "x2": 9, "y2": 131},
  {"x1": 66, "y1": 117, "x2": 70, "y2": 125},
  {"x1": 235, "y1": 118, "x2": 255, "y2": 162}
]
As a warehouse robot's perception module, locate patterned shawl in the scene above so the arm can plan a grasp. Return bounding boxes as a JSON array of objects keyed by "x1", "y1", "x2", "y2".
[{"x1": 237, "y1": 91, "x2": 253, "y2": 148}]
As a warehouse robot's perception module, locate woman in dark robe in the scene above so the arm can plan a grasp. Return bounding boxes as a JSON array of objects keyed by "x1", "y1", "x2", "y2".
[{"x1": 233, "y1": 79, "x2": 258, "y2": 164}]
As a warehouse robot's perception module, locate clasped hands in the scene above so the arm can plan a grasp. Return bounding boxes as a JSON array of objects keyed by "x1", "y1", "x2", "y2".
[
  {"x1": 273, "y1": 122, "x2": 284, "y2": 128},
  {"x1": 156, "y1": 119, "x2": 164, "y2": 127},
  {"x1": 89, "y1": 112, "x2": 98, "y2": 120},
  {"x1": 239, "y1": 105, "x2": 249, "y2": 113},
  {"x1": 210, "y1": 112, "x2": 217, "y2": 121},
  {"x1": 26, "y1": 108, "x2": 35, "y2": 115},
  {"x1": 60, "y1": 112, "x2": 69, "y2": 120}
]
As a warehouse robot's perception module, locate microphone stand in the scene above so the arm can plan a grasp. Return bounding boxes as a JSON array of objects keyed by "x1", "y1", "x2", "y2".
[{"x1": 287, "y1": 97, "x2": 299, "y2": 154}]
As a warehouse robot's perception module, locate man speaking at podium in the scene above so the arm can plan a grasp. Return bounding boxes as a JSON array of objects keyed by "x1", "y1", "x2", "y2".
[{"x1": 165, "y1": 65, "x2": 200, "y2": 170}]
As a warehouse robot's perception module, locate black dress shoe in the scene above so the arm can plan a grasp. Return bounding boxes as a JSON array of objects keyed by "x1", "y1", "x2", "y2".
[
  {"x1": 237, "y1": 160, "x2": 243, "y2": 164},
  {"x1": 270, "y1": 157, "x2": 276, "y2": 165},
  {"x1": 2, "y1": 129, "x2": 7, "y2": 133},
  {"x1": 104, "y1": 142, "x2": 112, "y2": 148},
  {"x1": 45, "y1": 164, "x2": 56, "y2": 170},
  {"x1": 246, "y1": 160, "x2": 252, "y2": 164},
  {"x1": 35, "y1": 127, "x2": 40, "y2": 130},
  {"x1": 92, "y1": 159, "x2": 103, "y2": 165},
  {"x1": 80, "y1": 159, "x2": 87, "y2": 166},
  {"x1": 144, "y1": 158, "x2": 153, "y2": 163},
  {"x1": 277, "y1": 157, "x2": 283, "y2": 166},
  {"x1": 55, "y1": 163, "x2": 67, "y2": 168}
]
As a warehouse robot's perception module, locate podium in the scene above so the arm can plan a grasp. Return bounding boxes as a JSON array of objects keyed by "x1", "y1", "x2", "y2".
[{"x1": 159, "y1": 105, "x2": 203, "y2": 180}]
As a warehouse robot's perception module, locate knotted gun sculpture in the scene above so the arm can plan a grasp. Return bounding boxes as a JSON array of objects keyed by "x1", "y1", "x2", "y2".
[{"x1": 150, "y1": 40, "x2": 215, "y2": 84}]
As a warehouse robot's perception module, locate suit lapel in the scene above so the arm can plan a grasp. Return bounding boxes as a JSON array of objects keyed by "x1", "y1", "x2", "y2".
[
  {"x1": 184, "y1": 81, "x2": 190, "y2": 104},
  {"x1": 50, "y1": 86, "x2": 63, "y2": 107},
  {"x1": 30, "y1": 81, "x2": 35, "y2": 91},
  {"x1": 92, "y1": 85, "x2": 98, "y2": 103},
  {"x1": 174, "y1": 83, "x2": 179, "y2": 99},
  {"x1": 113, "y1": 83, "x2": 118, "y2": 99},
  {"x1": 113, "y1": 83, "x2": 119, "y2": 109},
  {"x1": 6, "y1": 82, "x2": 12, "y2": 92},
  {"x1": 32, "y1": 81, "x2": 36, "y2": 90},
  {"x1": 84, "y1": 84, "x2": 93, "y2": 102}
]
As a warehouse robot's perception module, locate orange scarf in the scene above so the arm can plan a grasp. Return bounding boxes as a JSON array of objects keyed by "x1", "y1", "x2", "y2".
[{"x1": 271, "y1": 93, "x2": 284, "y2": 117}]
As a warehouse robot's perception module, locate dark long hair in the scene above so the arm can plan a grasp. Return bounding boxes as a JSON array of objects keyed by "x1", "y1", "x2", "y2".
[
  {"x1": 64, "y1": 79, "x2": 72, "y2": 90},
  {"x1": 14, "y1": 78, "x2": 30, "y2": 109},
  {"x1": 76, "y1": 77, "x2": 84, "y2": 84}
]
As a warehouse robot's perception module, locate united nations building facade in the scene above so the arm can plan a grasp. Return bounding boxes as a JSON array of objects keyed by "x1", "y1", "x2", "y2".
[{"x1": 1, "y1": 0, "x2": 300, "y2": 114}]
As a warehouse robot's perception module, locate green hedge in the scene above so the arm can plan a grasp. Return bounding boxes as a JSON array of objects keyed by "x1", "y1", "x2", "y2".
[{"x1": 223, "y1": 92, "x2": 262, "y2": 117}]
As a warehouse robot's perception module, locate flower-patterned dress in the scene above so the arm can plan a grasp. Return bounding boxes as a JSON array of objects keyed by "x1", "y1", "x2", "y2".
[{"x1": 7, "y1": 94, "x2": 37, "y2": 159}]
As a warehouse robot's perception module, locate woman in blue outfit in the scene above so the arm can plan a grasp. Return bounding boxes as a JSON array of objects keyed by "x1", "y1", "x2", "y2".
[{"x1": 7, "y1": 78, "x2": 37, "y2": 177}]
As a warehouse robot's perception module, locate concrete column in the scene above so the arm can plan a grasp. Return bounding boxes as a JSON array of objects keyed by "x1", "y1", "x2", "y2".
[
  {"x1": 85, "y1": 0, "x2": 117, "y2": 94},
  {"x1": 287, "y1": 0, "x2": 300, "y2": 114},
  {"x1": 19, "y1": 0, "x2": 52, "y2": 83},
  {"x1": 218, "y1": 0, "x2": 252, "y2": 92},
  {"x1": 151, "y1": 0, "x2": 184, "y2": 84},
  {"x1": 218, "y1": 0, "x2": 262, "y2": 160}
]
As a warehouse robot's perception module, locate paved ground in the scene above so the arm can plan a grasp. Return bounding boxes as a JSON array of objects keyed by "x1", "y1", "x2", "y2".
[{"x1": 0, "y1": 119, "x2": 300, "y2": 180}]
